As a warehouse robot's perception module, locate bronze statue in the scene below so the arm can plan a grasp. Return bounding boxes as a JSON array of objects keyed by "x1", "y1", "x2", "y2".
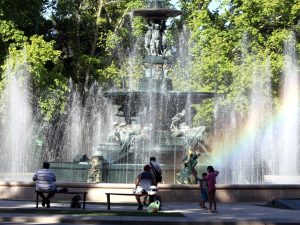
[
  {"x1": 176, "y1": 150, "x2": 200, "y2": 184},
  {"x1": 87, "y1": 156, "x2": 109, "y2": 183}
]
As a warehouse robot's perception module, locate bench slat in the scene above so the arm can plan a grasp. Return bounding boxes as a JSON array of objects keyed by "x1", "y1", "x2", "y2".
[{"x1": 105, "y1": 193, "x2": 149, "y2": 210}]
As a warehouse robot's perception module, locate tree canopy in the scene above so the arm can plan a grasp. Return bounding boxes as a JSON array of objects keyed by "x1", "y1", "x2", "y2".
[{"x1": 0, "y1": 0, "x2": 299, "y2": 125}]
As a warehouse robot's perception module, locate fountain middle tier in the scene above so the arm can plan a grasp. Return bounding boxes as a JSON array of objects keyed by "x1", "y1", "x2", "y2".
[{"x1": 103, "y1": 90, "x2": 214, "y2": 129}]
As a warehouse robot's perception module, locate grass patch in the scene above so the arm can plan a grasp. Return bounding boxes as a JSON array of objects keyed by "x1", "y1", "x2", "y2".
[{"x1": 0, "y1": 208, "x2": 184, "y2": 217}]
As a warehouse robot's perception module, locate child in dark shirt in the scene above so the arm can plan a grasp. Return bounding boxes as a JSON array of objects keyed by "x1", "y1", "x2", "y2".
[{"x1": 198, "y1": 172, "x2": 208, "y2": 209}]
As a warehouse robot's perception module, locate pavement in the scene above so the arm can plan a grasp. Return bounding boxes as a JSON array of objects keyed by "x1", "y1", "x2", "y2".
[{"x1": 0, "y1": 200, "x2": 299, "y2": 225}]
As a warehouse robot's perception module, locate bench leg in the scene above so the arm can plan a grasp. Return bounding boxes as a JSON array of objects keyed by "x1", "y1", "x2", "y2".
[
  {"x1": 83, "y1": 193, "x2": 86, "y2": 209},
  {"x1": 36, "y1": 192, "x2": 39, "y2": 208},
  {"x1": 106, "y1": 194, "x2": 110, "y2": 210}
]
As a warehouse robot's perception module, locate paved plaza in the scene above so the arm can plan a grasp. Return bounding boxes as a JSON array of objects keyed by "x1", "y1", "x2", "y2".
[{"x1": 0, "y1": 200, "x2": 299, "y2": 224}]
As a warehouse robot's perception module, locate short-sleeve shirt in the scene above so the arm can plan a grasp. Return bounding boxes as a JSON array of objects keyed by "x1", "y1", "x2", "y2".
[
  {"x1": 33, "y1": 169, "x2": 56, "y2": 191},
  {"x1": 138, "y1": 171, "x2": 155, "y2": 192},
  {"x1": 198, "y1": 178, "x2": 208, "y2": 191}
]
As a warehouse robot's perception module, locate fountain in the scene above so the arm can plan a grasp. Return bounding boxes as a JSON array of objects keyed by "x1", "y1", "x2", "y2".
[
  {"x1": 89, "y1": 0, "x2": 214, "y2": 184},
  {"x1": 0, "y1": 59, "x2": 37, "y2": 181},
  {"x1": 0, "y1": 1, "x2": 299, "y2": 201}
]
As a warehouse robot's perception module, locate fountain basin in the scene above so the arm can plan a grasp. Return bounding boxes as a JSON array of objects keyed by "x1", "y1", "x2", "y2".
[
  {"x1": 264, "y1": 175, "x2": 300, "y2": 184},
  {"x1": 1, "y1": 182, "x2": 300, "y2": 203}
]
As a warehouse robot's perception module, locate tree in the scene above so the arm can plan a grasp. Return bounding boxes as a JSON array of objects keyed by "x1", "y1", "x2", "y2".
[
  {"x1": 175, "y1": 0, "x2": 300, "y2": 124},
  {"x1": 51, "y1": 0, "x2": 143, "y2": 96}
]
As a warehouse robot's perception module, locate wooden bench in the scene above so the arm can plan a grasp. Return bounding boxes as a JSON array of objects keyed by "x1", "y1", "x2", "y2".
[
  {"x1": 35, "y1": 190, "x2": 88, "y2": 209},
  {"x1": 105, "y1": 193, "x2": 149, "y2": 210}
]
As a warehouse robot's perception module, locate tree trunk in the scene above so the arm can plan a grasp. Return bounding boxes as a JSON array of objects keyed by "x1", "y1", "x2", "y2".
[{"x1": 83, "y1": 0, "x2": 104, "y2": 93}]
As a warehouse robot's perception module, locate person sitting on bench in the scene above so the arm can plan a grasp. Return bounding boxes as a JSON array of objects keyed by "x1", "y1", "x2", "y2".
[
  {"x1": 134, "y1": 164, "x2": 156, "y2": 210},
  {"x1": 33, "y1": 162, "x2": 57, "y2": 208}
]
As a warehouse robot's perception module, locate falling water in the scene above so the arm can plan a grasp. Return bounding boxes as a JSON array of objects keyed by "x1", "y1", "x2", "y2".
[
  {"x1": 177, "y1": 25, "x2": 193, "y2": 124},
  {"x1": 213, "y1": 63, "x2": 274, "y2": 184},
  {"x1": 51, "y1": 81, "x2": 115, "y2": 182},
  {"x1": 212, "y1": 35, "x2": 300, "y2": 184},
  {"x1": 278, "y1": 35, "x2": 300, "y2": 176},
  {"x1": 0, "y1": 61, "x2": 34, "y2": 181}
]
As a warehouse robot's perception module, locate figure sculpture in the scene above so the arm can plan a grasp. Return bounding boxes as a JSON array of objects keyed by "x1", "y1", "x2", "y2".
[
  {"x1": 172, "y1": 122, "x2": 209, "y2": 154},
  {"x1": 150, "y1": 24, "x2": 161, "y2": 56},
  {"x1": 108, "y1": 121, "x2": 151, "y2": 153},
  {"x1": 176, "y1": 150, "x2": 200, "y2": 184},
  {"x1": 87, "y1": 156, "x2": 109, "y2": 183},
  {"x1": 145, "y1": 24, "x2": 153, "y2": 55},
  {"x1": 144, "y1": 20, "x2": 167, "y2": 56},
  {"x1": 170, "y1": 109, "x2": 186, "y2": 131},
  {"x1": 87, "y1": 156, "x2": 101, "y2": 183}
]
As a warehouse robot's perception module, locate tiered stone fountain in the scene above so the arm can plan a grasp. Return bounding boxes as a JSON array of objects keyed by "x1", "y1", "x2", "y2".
[{"x1": 89, "y1": 0, "x2": 214, "y2": 184}]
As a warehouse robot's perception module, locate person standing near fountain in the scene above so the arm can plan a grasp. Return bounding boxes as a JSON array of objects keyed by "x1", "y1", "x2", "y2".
[
  {"x1": 32, "y1": 162, "x2": 57, "y2": 208},
  {"x1": 206, "y1": 166, "x2": 219, "y2": 213},
  {"x1": 150, "y1": 156, "x2": 162, "y2": 183}
]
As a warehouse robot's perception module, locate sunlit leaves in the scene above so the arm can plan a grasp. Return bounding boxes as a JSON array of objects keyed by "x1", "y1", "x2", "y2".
[{"x1": 177, "y1": 0, "x2": 300, "y2": 126}]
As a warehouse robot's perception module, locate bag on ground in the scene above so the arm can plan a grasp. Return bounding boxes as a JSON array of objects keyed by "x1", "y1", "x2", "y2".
[{"x1": 147, "y1": 200, "x2": 160, "y2": 213}]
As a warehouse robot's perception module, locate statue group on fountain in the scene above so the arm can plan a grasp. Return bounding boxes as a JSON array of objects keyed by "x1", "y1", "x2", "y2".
[
  {"x1": 145, "y1": 22, "x2": 167, "y2": 56},
  {"x1": 108, "y1": 121, "x2": 152, "y2": 153},
  {"x1": 170, "y1": 109, "x2": 209, "y2": 154},
  {"x1": 170, "y1": 109, "x2": 210, "y2": 184}
]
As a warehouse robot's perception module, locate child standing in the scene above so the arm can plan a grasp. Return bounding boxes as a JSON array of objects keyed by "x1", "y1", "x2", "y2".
[
  {"x1": 206, "y1": 166, "x2": 219, "y2": 213},
  {"x1": 198, "y1": 172, "x2": 208, "y2": 209}
]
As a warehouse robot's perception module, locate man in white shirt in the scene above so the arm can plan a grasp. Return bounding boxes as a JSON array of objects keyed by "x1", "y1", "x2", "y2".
[{"x1": 33, "y1": 162, "x2": 57, "y2": 208}]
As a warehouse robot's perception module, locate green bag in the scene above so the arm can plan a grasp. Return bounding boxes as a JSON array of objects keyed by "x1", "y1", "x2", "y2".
[{"x1": 147, "y1": 200, "x2": 160, "y2": 213}]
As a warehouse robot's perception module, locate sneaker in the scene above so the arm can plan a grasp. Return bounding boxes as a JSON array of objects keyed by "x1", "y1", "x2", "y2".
[{"x1": 137, "y1": 205, "x2": 143, "y2": 210}]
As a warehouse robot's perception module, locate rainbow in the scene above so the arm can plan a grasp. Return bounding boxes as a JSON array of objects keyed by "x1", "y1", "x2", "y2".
[{"x1": 209, "y1": 78, "x2": 299, "y2": 169}]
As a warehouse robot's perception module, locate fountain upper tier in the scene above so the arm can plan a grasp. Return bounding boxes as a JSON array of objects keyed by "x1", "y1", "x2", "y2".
[
  {"x1": 132, "y1": 0, "x2": 181, "y2": 19},
  {"x1": 132, "y1": 8, "x2": 182, "y2": 19}
]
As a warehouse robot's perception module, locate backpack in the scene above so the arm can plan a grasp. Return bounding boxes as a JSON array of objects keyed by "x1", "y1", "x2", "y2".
[{"x1": 150, "y1": 163, "x2": 162, "y2": 183}]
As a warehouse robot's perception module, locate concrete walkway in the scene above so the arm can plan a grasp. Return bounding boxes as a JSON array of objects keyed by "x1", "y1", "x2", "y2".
[{"x1": 0, "y1": 200, "x2": 299, "y2": 224}]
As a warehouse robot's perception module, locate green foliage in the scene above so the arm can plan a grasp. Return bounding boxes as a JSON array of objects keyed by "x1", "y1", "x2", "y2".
[
  {"x1": 1, "y1": 0, "x2": 300, "y2": 126},
  {"x1": 0, "y1": 20, "x2": 28, "y2": 43},
  {"x1": 175, "y1": 0, "x2": 300, "y2": 126},
  {"x1": 1, "y1": 28, "x2": 67, "y2": 121},
  {"x1": 193, "y1": 99, "x2": 214, "y2": 126}
]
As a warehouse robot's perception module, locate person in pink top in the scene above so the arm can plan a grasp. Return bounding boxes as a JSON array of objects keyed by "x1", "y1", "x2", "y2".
[{"x1": 206, "y1": 166, "x2": 219, "y2": 213}]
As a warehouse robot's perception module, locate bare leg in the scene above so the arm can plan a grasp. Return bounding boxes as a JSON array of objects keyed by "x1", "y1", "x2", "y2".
[
  {"x1": 143, "y1": 196, "x2": 148, "y2": 205},
  {"x1": 212, "y1": 190, "x2": 217, "y2": 211},
  {"x1": 135, "y1": 195, "x2": 143, "y2": 210},
  {"x1": 208, "y1": 191, "x2": 213, "y2": 211}
]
